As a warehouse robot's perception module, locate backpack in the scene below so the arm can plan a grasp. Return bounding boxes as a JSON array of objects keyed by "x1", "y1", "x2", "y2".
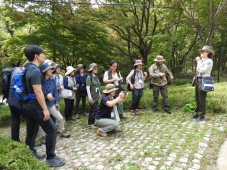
[
  {"x1": 11, "y1": 65, "x2": 37, "y2": 102},
  {"x1": 2, "y1": 68, "x2": 16, "y2": 101},
  {"x1": 127, "y1": 69, "x2": 136, "y2": 91}
]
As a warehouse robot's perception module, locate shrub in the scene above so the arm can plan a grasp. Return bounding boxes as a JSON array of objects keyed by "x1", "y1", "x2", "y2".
[
  {"x1": 183, "y1": 102, "x2": 196, "y2": 113},
  {"x1": 0, "y1": 106, "x2": 11, "y2": 127},
  {"x1": 0, "y1": 137, "x2": 50, "y2": 170}
]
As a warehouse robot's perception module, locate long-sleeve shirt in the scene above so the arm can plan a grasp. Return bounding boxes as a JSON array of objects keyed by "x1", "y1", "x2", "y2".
[
  {"x1": 63, "y1": 76, "x2": 76, "y2": 99},
  {"x1": 75, "y1": 73, "x2": 87, "y2": 93},
  {"x1": 196, "y1": 58, "x2": 213, "y2": 77},
  {"x1": 126, "y1": 69, "x2": 145, "y2": 89}
]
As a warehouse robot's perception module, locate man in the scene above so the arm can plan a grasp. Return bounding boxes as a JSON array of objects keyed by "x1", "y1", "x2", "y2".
[
  {"x1": 149, "y1": 55, "x2": 174, "y2": 114},
  {"x1": 23, "y1": 45, "x2": 65, "y2": 167},
  {"x1": 103, "y1": 60, "x2": 126, "y2": 119}
]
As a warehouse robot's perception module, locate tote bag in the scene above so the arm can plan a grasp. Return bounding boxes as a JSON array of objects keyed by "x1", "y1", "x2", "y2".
[{"x1": 60, "y1": 89, "x2": 73, "y2": 98}]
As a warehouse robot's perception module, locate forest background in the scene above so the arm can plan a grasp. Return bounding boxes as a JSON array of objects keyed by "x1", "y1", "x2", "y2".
[{"x1": 1, "y1": 0, "x2": 227, "y2": 83}]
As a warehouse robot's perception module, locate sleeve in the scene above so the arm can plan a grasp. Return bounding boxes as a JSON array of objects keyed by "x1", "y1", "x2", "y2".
[
  {"x1": 30, "y1": 69, "x2": 42, "y2": 85},
  {"x1": 60, "y1": 75, "x2": 63, "y2": 86},
  {"x1": 197, "y1": 60, "x2": 213, "y2": 74},
  {"x1": 102, "y1": 96, "x2": 109, "y2": 105},
  {"x1": 53, "y1": 80, "x2": 59, "y2": 104},
  {"x1": 126, "y1": 70, "x2": 134, "y2": 84},
  {"x1": 162, "y1": 64, "x2": 173, "y2": 77},
  {"x1": 63, "y1": 76, "x2": 73, "y2": 90},
  {"x1": 103, "y1": 71, "x2": 109, "y2": 82},
  {"x1": 118, "y1": 71, "x2": 123, "y2": 82},
  {"x1": 149, "y1": 64, "x2": 160, "y2": 78},
  {"x1": 86, "y1": 86, "x2": 92, "y2": 99},
  {"x1": 86, "y1": 75, "x2": 92, "y2": 86}
]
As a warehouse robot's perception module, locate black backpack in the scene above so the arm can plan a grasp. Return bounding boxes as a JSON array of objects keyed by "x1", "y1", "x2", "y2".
[{"x1": 2, "y1": 68, "x2": 16, "y2": 101}]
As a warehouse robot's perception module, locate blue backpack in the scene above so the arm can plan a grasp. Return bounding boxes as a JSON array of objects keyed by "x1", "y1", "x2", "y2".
[
  {"x1": 11, "y1": 65, "x2": 37, "y2": 101},
  {"x1": 2, "y1": 68, "x2": 16, "y2": 101}
]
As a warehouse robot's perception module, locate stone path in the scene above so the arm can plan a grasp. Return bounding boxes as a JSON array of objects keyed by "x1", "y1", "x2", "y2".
[{"x1": 1, "y1": 111, "x2": 227, "y2": 170}]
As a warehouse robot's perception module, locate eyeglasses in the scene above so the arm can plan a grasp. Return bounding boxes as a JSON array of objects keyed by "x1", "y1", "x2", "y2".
[{"x1": 93, "y1": 68, "x2": 98, "y2": 70}]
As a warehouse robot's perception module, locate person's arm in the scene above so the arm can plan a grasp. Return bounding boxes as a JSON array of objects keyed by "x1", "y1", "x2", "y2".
[
  {"x1": 198, "y1": 60, "x2": 213, "y2": 75},
  {"x1": 149, "y1": 65, "x2": 161, "y2": 78},
  {"x1": 103, "y1": 71, "x2": 117, "y2": 84},
  {"x1": 105, "y1": 97, "x2": 121, "y2": 107},
  {"x1": 86, "y1": 76, "x2": 93, "y2": 104},
  {"x1": 126, "y1": 70, "x2": 134, "y2": 85},
  {"x1": 32, "y1": 84, "x2": 50, "y2": 121},
  {"x1": 53, "y1": 80, "x2": 59, "y2": 104},
  {"x1": 63, "y1": 76, "x2": 76, "y2": 90}
]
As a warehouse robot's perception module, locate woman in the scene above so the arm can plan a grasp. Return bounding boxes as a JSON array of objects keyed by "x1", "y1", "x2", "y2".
[
  {"x1": 190, "y1": 46, "x2": 214, "y2": 122},
  {"x1": 39, "y1": 62, "x2": 71, "y2": 138},
  {"x1": 86, "y1": 63, "x2": 101, "y2": 129},
  {"x1": 75, "y1": 64, "x2": 88, "y2": 118},
  {"x1": 63, "y1": 66, "x2": 78, "y2": 123},
  {"x1": 126, "y1": 60, "x2": 147, "y2": 115},
  {"x1": 52, "y1": 64, "x2": 64, "y2": 100},
  {"x1": 95, "y1": 84, "x2": 127, "y2": 137}
]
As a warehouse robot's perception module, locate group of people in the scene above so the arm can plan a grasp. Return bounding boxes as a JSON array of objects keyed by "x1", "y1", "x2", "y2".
[{"x1": 4, "y1": 44, "x2": 214, "y2": 167}]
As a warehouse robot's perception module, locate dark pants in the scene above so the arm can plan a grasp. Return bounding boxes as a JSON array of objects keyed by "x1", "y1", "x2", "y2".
[
  {"x1": 9, "y1": 106, "x2": 27, "y2": 142},
  {"x1": 75, "y1": 92, "x2": 86, "y2": 115},
  {"x1": 64, "y1": 98, "x2": 74, "y2": 121},
  {"x1": 88, "y1": 101, "x2": 98, "y2": 125},
  {"x1": 152, "y1": 85, "x2": 170, "y2": 110},
  {"x1": 130, "y1": 88, "x2": 143, "y2": 110},
  {"x1": 25, "y1": 109, "x2": 57, "y2": 160},
  {"x1": 195, "y1": 79, "x2": 207, "y2": 117}
]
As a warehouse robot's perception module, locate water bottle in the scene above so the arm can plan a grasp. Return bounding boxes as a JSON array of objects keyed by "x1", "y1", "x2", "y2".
[{"x1": 14, "y1": 86, "x2": 22, "y2": 94}]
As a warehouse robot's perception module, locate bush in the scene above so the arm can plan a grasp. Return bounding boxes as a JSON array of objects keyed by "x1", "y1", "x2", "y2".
[
  {"x1": 183, "y1": 102, "x2": 196, "y2": 113},
  {"x1": 0, "y1": 106, "x2": 11, "y2": 127},
  {"x1": 0, "y1": 137, "x2": 50, "y2": 170}
]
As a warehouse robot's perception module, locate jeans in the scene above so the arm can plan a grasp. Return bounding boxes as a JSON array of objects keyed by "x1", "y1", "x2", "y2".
[
  {"x1": 130, "y1": 88, "x2": 143, "y2": 110},
  {"x1": 95, "y1": 118, "x2": 120, "y2": 133},
  {"x1": 25, "y1": 109, "x2": 57, "y2": 160},
  {"x1": 9, "y1": 106, "x2": 27, "y2": 142},
  {"x1": 195, "y1": 79, "x2": 207, "y2": 117},
  {"x1": 88, "y1": 101, "x2": 98, "y2": 125},
  {"x1": 64, "y1": 98, "x2": 74, "y2": 121},
  {"x1": 152, "y1": 85, "x2": 170, "y2": 110},
  {"x1": 75, "y1": 92, "x2": 86, "y2": 115}
]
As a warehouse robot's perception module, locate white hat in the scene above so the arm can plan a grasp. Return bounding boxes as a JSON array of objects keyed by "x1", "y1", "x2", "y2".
[
  {"x1": 201, "y1": 46, "x2": 215, "y2": 56},
  {"x1": 65, "y1": 66, "x2": 76, "y2": 76},
  {"x1": 154, "y1": 55, "x2": 165, "y2": 61},
  {"x1": 102, "y1": 84, "x2": 118, "y2": 94}
]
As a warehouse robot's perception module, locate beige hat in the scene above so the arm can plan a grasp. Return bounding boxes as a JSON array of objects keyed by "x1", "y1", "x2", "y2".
[
  {"x1": 133, "y1": 60, "x2": 144, "y2": 66},
  {"x1": 154, "y1": 55, "x2": 165, "y2": 61},
  {"x1": 201, "y1": 46, "x2": 215, "y2": 55},
  {"x1": 103, "y1": 84, "x2": 119, "y2": 94},
  {"x1": 88, "y1": 63, "x2": 98, "y2": 72},
  {"x1": 65, "y1": 66, "x2": 76, "y2": 76}
]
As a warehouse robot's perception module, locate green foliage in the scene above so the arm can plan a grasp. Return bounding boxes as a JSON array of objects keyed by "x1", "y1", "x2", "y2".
[
  {"x1": 0, "y1": 137, "x2": 50, "y2": 170},
  {"x1": 0, "y1": 105, "x2": 11, "y2": 127},
  {"x1": 183, "y1": 102, "x2": 196, "y2": 113}
]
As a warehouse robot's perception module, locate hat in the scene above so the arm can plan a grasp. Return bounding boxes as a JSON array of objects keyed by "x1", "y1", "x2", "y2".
[
  {"x1": 88, "y1": 63, "x2": 98, "y2": 72},
  {"x1": 201, "y1": 46, "x2": 215, "y2": 55},
  {"x1": 52, "y1": 64, "x2": 62, "y2": 72},
  {"x1": 76, "y1": 64, "x2": 84, "y2": 69},
  {"x1": 40, "y1": 62, "x2": 56, "y2": 73},
  {"x1": 65, "y1": 66, "x2": 76, "y2": 76},
  {"x1": 154, "y1": 55, "x2": 165, "y2": 62},
  {"x1": 133, "y1": 60, "x2": 144, "y2": 66},
  {"x1": 102, "y1": 84, "x2": 119, "y2": 94}
]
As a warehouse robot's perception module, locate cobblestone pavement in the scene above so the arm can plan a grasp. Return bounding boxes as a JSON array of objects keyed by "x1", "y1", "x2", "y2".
[{"x1": 1, "y1": 111, "x2": 227, "y2": 170}]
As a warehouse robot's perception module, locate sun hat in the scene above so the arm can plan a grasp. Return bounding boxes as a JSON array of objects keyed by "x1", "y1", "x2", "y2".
[
  {"x1": 65, "y1": 66, "x2": 76, "y2": 76},
  {"x1": 154, "y1": 55, "x2": 165, "y2": 62},
  {"x1": 52, "y1": 64, "x2": 62, "y2": 72},
  {"x1": 133, "y1": 60, "x2": 144, "y2": 66},
  {"x1": 88, "y1": 63, "x2": 98, "y2": 72},
  {"x1": 76, "y1": 64, "x2": 84, "y2": 70},
  {"x1": 201, "y1": 46, "x2": 215, "y2": 55},
  {"x1": 102, "y1": 84, "x2": 119, "y2": 94},
  {"x1": 40, "y1": 62, "x2": 56, "y2": 73}
]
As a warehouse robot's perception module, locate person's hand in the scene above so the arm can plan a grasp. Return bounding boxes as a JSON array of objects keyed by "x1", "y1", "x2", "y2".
[
  {"x1": 47, "y1": 95, "x2": 55, "y2": 101},
  {"x1": 170, "y1": 76, "x2": 174, "y2": 80},
  {"x1": 118, "y1": 78, "x2": 123, "y2": 82},
  {"x1": 113, "y1": 77, "x2": 118, "y2": 82},
  {"x1": 160, "y1": 73, "x2": 165, "y2": 77},
  {"x1": 73, "y1": 87, "x2": 77, "y2": 90},
  {"x1": 55, "y1": 104, "x2": 60, "y2": 110},
  {"x1": 43, "y1": 109, "x2": 50, "y2": 121},
  {"x1": 130, "y1": 84, "x2": 134, "y2": 90},
  {"x1": 58, "y1": 86, "x2": 64, "y2": 91},
  {"x1": 144, "y1": 72, "x2": 148, "y2": 77},
  {"x1": 119, "y1": 91, "x2": 125, "y2": 99},
  {"x1": 88, "y1": 98, "x2": 94, "y2": 104}
]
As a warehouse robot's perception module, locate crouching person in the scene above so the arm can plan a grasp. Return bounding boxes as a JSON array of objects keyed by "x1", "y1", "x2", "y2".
[{"x1": 95, "y1": 84, "x2": 127, "y2": 137}]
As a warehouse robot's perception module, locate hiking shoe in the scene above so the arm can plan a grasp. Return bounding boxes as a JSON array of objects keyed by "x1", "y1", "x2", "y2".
[
  {"x1": 75, "y1": 114, "x2": 79, "y2": 119},
  {"x1": 164, "y1": 109, "x2": 172, "y2": 114},
  {"x1": 190, "y1": 114, "x2": 199, "y2": 119},
  {"x1": 33, "y1": 152, "x2": 45, "y2": 160},
  {"x1": 135, "y1": 109, "x2": 139, "y2": 115},
  {"x1": 97, "y1": 130, "x2": 108, "y2": 137},
  {"x1": 46, "y1": 156, "x2": 66, "y2": 167},
  {"x1": 35, "y1": 140, "x2": 42, "y2": 147},
  {"x1": 196, "y1": 116, "x2": 205, "y2": 122},
  {"x1": 130, "y1": 110, "x2": 136, "y2": 116},
  {"x1": 119, "y1": 114, "x2": 127, "y2": 119},
  {"x1": 59, "y1": 130, "x2": 71, "y2": 138},
  {"x1": 88, "y1": 124, "x2": 97, "y2": 129}
]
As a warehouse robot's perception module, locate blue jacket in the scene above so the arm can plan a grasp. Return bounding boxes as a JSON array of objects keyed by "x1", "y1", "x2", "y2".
[
  {"x1": 43, "y1": 77, "x2": 59, "y2": 108},
  {"x1": 75, "y1": 73, "x2": 87, "y2": 93}
]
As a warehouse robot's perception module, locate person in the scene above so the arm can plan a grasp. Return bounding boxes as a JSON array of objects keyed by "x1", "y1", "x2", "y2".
[
  {"x1": 190, "y1": 46, "x2": 214, "y2": 122},
  {"x1": 74, "y1": 64, "x2": 88, "y2": 118},
  {"x1": 86, "y1": 63, "x2": 101, "y2": 129},
  {"x1": 95, "y1": 84, "x2": 127, "y2": 137},
  {"x1": 149, "y1": 55, "x2": 173, "y2": 114},
  {"x1": 103, "y1": 60, "x2": 126, "y2": 119},
  {"x1": 23, "y1": 44, "x2": 65, "y2": 167},
  {"x1": 52, "y1": 64, "x2": 64, "y2": 100},
  {"x1": 39, "y1": 62, "x2": 71, "y2": 138},
  {"x1": 63, "y1": 66, "x2": 77, "y2": 123},
  {"x1": 126, "y1": 60, "x2": 147, "y2": 115}
]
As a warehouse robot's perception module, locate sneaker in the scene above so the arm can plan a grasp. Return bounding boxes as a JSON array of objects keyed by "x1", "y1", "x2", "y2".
[
  {"x1": 46, "y1": 156, "x2": 66, "y2": 167},
  {"x1": 190, "y1": 114, "x2": 199, "y2": 119},
  {"x1": 88, "y1": 124, "x2": 97, "y2": 129},
  {"x1": 75, "y1": 114, "x2": 79, "y2": 119},
  {"x1": 164, "y1": 109, "x2": 172, "y2": 114},
  {"x1": 35, "y1": 140, "x2": 42, "y2": 147},
  {"x1": 97, "y1": 130, "x2": 108, "y2": 137},
  {"x1": 33, "y1": 152, "x2": 45, "y2": 160},
  {"x1": 119, "y1": 114, "x2": 127, "y2": 119},
  {"x1": 196, "y1": 116, "x2": 205, "y2": 122},
  {"x1": 59, "y1": 130, "x2": 71, "y2": 138},
  {"x1": 130, "y1": 110, "x2": 136, "y2": 116},
  {"x1": 135, "y1": 109, "x2": 139, "y2": 115}
]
